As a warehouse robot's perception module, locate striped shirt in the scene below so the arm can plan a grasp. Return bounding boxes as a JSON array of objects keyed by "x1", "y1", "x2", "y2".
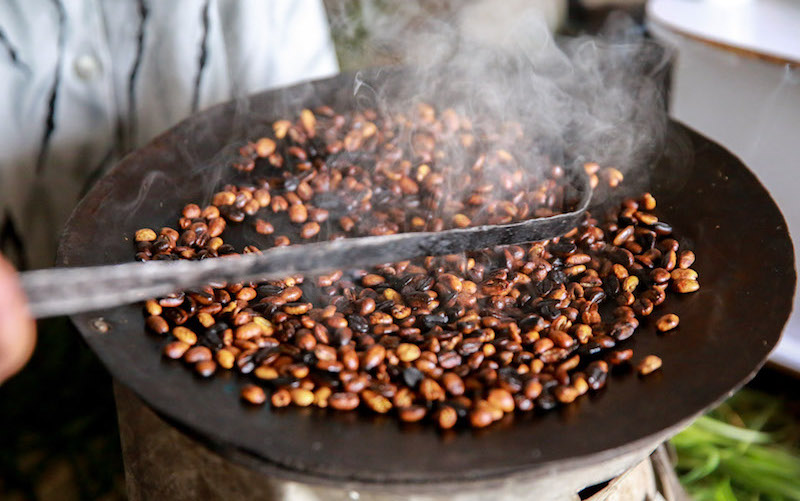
[{"x1": 0, "y1": 0, "x2": 338, "y2": 269}]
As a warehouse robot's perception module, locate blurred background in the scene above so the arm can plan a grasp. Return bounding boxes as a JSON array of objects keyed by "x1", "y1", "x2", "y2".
[{"x1": 1, "y1": 1, "x2": 798, "y2": 500}]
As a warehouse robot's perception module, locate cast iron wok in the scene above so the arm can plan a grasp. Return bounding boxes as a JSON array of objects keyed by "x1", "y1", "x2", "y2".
[{"x1": 58, "y1": 69, "x2": 795, "y2": 485}]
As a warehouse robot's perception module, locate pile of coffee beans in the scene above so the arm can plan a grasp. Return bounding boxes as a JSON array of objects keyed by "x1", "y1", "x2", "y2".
[{"x1": 134, "y1": 105, "x2": 698, "y2": 428}]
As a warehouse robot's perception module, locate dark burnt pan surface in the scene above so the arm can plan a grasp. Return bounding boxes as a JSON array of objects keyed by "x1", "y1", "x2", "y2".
[{"x1": 58, "y1": 69, "x2": 795, "y2": 484}]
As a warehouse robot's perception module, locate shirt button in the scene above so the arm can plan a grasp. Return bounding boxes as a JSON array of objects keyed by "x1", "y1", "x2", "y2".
[{"x1": 74, "y1": 54, "x2": 102, "y2": 80}]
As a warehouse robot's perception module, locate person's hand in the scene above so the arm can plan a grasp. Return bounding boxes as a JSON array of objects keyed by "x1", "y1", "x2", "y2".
[{"x1": 0, "y1": 254, "x2": 35, "y2": 383}]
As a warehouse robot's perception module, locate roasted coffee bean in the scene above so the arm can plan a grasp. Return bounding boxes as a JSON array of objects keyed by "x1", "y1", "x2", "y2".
[
  {"x1": 548, "y1": 269, "x2": 567, "y2": 285},
  {"x1": 184, "y1": 346, "x2": 212, "y2": 363},
  {"x1": 347, "y1": 314, "x2": 369, "y2": 333},
  {"x1": 651, "y1": 222, "x2": 672, "y2": 235},
  {"x1": 159, "y1": 293, "x2": 185, "y2": 308},
  {"x1": 671, "y1": 268, "x2": 698, "y2": 281},
  {"x1": 608, "y1": 247, "x2": 634, "y2": 267},
  {"x1": 458, "y1": 338, "x2": 483, "y2": 356},
  {"x1": 146, "y1": 315, "x2": 169, "y2": 335},
  {"x1": 585, "y1": 288, "x2": 606, "y2": 304},
  {"x1": 554, "y1": 386, "x2": 580, "y2": 404},
  {"x1": 135, "y1": 107, "x2": 700, "y2": 428},
  {"x1": 536, "y1": 392, "x2": 557, "y2": 411},
  {"x1": 672, "y1": 279, "x2": 700, "y2": 293},
  {"x1": 289, "y1": 287, "x2": 314, "y2": 305},
  {"x1": 435, "y1": 406, "x2": 458, "y2": 429},
  {"x1": 585, "y1": 361, "x2": 608, "y2": 390},
  {"x1": 659, "y1": 248, "x2": 676, "y2": 270},
  {"x1": 603, "y1": 275, "x2": 620, "y2": 297},
  {"x1": 300, "y1": 222, "x2": 320, "y2": 239},
  {"x1": 241, "y1": 384, "x2": 266, "y2": 405},
  {"x1": 420, "y1": 313, "x2": 448, "y2": 329},
  {"x1": 656, "y1": 314, "x2": 680, "y2": 332},
  {"x1": 254, "y1": 137, "x2": 276, "y2": 157},
  {"x1": 534, "y1": 279, "x2": 554, "y2": 298},
  {"x1": 632, "y1": 298, "x2": 654, "y2": 317},
  {"x1": 608, "y1": 349, "x2": 633, "y2": 365},
  {"x1": 613, "y1": 226, "x2": 634, "y2": 247},
  {"x1": 254, "y1": 219, "x2": 274, "y2": 235},
  {"x1": 640, "y1": 193, "x2": 656, "y2": 210},
  {"x1": 637, "y1": 355, "x2": 662, "y2": 375},
  {"x1": 576, "y1": 341, "x2": 602, "y2": 358},
  {"x1": 399, "y1": 405, "x2": 427, "y2": 422},
  {"x1": 135, "y1": 228, "x2": 157, "y2": 242},
  {"x1": 401, "y1": 367, "x2": 424, "y2": 388},
  {"x1": 549, "y1": 330, "x2": 575, "y2": 349},
  {"x1": 397, "y1": 343, "x2": 422, "y2": 362},
  {"x1": 201, "y1": 323, "x2": 227, "y2": 348},
  {"x1": 537, "y1": 302, "x2": 561, "y2": 321},
  {"x1": 195, "y1": 360, "x2": 217, "y2": 377},
  {"x1": 216, "y1": 349, "x2": 235, "y2": 369},
  {"x1": 469, "y1": 404, "x2": 494, "y2": 428},
  {"x1": 164, "y1": 341, "x2": 190, "y2": 359},
  {"x1": 439, "y1": 372, "x2": 464, "y2": 396},
  {"x1": 173, "y1": 326, "x2": 197, "y2": 345},
  {"x1": 179, "y1": 230, "x2": 197, "y2": 247},
  {"x1": 651, "y1": 268, "x2": 670, "y2": 284},
  {"x1": 329, "y1": 392, "x2": 360, "y2": 410},
  {"x1": 420, "y1": 378, "x2": 446, "y2": 401},
  {"x1": 208, "y1": 217, "x2": 226, "y2": 237},
  {"x1": 363, "y1": 345, "x2": 386, "y2": 370},
  {"x1": 235, "y1": 322, "x2": 262, "y2": 340},
  {"x1": 284, "y1": 302, "x2": 313, "y2": 315},
  {"x1": 290, "y1": 388, "x2": 315, "y2": 407},
  {"x1": 218, "y1": 244, "x2": 237, "y2": 255},
  {"x1": 549, "y1": 241, "x2": 576, "y2": 256},
  {"x1": 438, "y1": 351, "x2": 461, "y2": 369},
  {"x1": 621, "y1": 276, "x2": 639, "y2": 293},
  {"x1": 610, "y1": 322, "x2": 636, "y2": 341},
  {"x1": 487, "y1": 388, "x2": 515, "y2": 413},
  {"x1": 678, "y1": 250, "x2": 695, "y2": 269},
  {"x1": 358, "y1": 297, "x2": 376, "y2": 316},
  {"x1": 271, "y1": 388, "x2": 292, "y2": 407},
  {"x1": 257, "y1": 284, "x2": 282, "y2": 298}
]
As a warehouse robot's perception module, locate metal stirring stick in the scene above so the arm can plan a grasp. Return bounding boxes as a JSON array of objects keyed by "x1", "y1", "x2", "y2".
[{"x1": 21, "y1": 181, "x2": 591, "y2": 318}]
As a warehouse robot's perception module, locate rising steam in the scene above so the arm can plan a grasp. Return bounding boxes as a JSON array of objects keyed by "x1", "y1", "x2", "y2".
[{"x1": 328, "y1": 2, "x2": 672, "y2": 191}]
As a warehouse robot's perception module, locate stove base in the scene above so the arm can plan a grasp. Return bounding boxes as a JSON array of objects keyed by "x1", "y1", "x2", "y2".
[{"x1": 114, "y1": 383, "x2": 689, "y2": 501}]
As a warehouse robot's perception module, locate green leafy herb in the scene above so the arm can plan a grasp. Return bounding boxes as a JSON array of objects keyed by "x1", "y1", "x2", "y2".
[{"x1": 671, "y1": 389, "x2": 800, "y2": 500}]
